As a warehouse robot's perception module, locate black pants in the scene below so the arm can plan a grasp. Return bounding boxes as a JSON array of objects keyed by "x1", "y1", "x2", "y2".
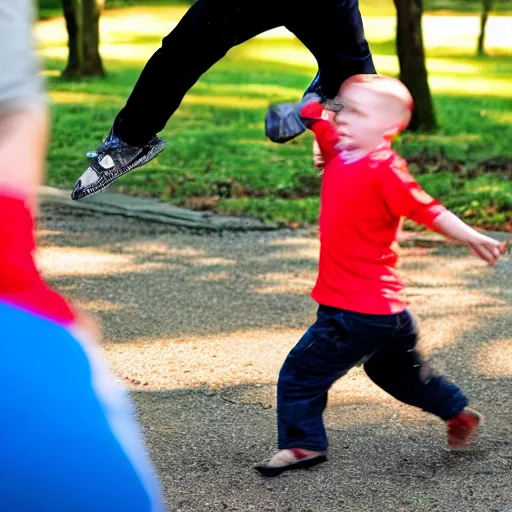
[{"x1": 114, "y1": 0, "x2": 376, "y2": 146}]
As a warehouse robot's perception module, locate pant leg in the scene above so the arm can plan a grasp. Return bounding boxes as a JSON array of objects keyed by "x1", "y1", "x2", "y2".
[
  {"x1": 0, "y1": 303, "x2": 164, "y2": 512},
  {"x1": 286, "y1": 0, "x2": 376, "y2": 99},
  {"x1": 277, "y1": 306, "x2": 397, "y2": 452},
  {"x1": 363, "y1": 310, "x2": 469, "y2": 421},
  {"x1": 115, "y1": 0, "x2": 284, "y2": 146}
]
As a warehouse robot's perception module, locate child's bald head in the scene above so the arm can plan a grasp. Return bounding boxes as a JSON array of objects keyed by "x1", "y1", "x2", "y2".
[
  {"x1": 339, "y1": 74, "x2": 413, "y2": 131},
  {"x1": 332, "y1": 74, "x2": 414, "y2": 153}
]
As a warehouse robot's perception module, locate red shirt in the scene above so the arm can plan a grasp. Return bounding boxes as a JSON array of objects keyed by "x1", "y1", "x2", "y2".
[
  {"x1": 302, "y1": 102, "x2": 446, "y2": 314},
  {"x1": 0, "y1": 194, "x2": 76, "y2": 324}
]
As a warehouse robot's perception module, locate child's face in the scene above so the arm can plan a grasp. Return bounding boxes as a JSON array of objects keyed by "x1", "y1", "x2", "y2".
[{"x1": 333, "y1": 84, "x2": 397, "y2": 153}]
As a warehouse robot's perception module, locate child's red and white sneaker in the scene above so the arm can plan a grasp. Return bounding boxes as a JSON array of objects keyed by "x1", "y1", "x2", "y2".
[{"x1": 447, "y1": 407, "x2": 483, "y2": 450}]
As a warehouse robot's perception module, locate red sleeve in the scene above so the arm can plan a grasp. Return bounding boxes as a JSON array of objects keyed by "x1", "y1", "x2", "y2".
[
  {"x1": 300, "y1": 102, "x2": 340, "y2": 166},
  {"x1": 0, "y1": 194, "x2": 76, "y2": 324},
  {"x1": 378, "y1": 156, "x2": 446, "y2": 230}
]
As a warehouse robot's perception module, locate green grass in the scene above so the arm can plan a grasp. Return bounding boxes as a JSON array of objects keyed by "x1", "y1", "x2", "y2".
[
  {"x1": 37, "y1": 0, "x2": 512, "y2": 20},
  {"x1": 38, "y1": 6, "x2": 512, "y2": 229}
]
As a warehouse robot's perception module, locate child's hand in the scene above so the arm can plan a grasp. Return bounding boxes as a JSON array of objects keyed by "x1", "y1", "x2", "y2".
[
  {"x1": 312, "y1": 111, "x2": 336, "y2": 170},
  {"x1": 467, "y1": 234, "x2": 507, "y2": 266},
  {"x1": 313, "y1": 140, "x2": 324, "y2": 170},
  {"x1": 434, "y1": 212, "x2": 507, "y2": 266}
]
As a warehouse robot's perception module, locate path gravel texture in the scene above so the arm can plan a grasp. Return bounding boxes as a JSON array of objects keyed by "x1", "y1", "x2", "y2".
[{"x1": 37, "y1": 202, "x2": 512, "y2": 512}]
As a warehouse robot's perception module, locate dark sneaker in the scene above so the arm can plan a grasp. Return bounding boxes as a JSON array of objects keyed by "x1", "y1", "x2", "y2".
[
  {"x1": 265, "y1": 102, "x2": 307, "y2": 144},
  {"x1": 265, "y1": 72, "x2": 342, "y2": 144},
  {"x1": 71, "y1": 129, "x2": 165, "y2": 201},
  {"x1": 447, "y1": 407, "x2": 483, "y2": 450}
]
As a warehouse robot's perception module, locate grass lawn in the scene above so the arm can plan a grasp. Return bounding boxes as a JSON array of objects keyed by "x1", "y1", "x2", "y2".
[
  {"x1": 37, "y1": 0, "x2": 512, "y2": 19},
  {"x1": 37, "y1": 5, "x2": 512, "y2": 229}
]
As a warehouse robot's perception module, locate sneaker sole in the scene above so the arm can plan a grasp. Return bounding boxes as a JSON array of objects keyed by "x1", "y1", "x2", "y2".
[{"x1": 72, "y1": 139, "x2": 165, "y2": 201}]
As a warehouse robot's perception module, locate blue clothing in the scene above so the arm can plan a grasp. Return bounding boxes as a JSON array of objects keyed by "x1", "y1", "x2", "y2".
[{"x1": 0, "y1": 301, "x2": 164, "y2": 512}]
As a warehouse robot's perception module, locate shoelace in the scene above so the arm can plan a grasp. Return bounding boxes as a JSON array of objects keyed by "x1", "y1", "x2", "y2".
[{"x1": 87, "y1": 136, "x2": 124, "y2": 162}]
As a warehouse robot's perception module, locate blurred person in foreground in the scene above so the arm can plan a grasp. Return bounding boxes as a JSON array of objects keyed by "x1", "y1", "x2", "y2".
[{"x1": 0, "y1": 2, "x2": 164, "y2": 509}]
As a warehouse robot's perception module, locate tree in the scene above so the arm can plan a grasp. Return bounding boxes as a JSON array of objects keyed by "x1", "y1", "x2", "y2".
[
  {"x1": 62, "y1": 0, "x2": 105, "y2": 78},
  {"x1": 393, "y1": 0, "x2": 437, "y2": 132},
  {"x1": 477, "y1": 0, "x2": 494, "y2": 56}
]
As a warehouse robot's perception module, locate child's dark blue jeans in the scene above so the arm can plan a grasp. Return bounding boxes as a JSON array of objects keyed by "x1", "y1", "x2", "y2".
[{"x1": 277, "y1": 305, "x2": 469, "y2": 452}]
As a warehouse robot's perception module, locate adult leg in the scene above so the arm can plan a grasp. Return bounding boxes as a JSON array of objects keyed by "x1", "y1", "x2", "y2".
[
  {"x1": 287, "y1": 0, "x2": 375, "y2": 100},
  {"x1": 72, "y1": 0, "x2": 287, "y2": 200},
  {"x1": 116, "y1": 0, "x2": 374, "y2": 143},
  {"x1": 115, "y1": 0, "x2": 285, "y2": 146},
  {"x1": 266, "y1": 0, "x2": 376, "y2": 143}
]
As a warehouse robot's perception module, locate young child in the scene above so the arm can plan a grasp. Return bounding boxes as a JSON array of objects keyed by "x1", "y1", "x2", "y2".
[{"x1": 255, "y1": 74, "x2": 506, "y2": 477}]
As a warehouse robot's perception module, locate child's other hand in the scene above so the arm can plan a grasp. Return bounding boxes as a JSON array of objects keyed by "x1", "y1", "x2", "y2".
[
  {"x1": 467, "y1": 234, "x2": 507, "y2": 266},
  {"x1": 312, "y1": 110, "x2": 336, "y2": 170},
  {"x1": 313, "y1": 140, "x2": 324, "y2": 170}
]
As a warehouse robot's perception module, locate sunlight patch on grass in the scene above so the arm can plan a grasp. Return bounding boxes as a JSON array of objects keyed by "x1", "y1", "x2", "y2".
[
  {"x1": 192, "y1": 82, "x2": 302, "y2": 99},
  {"x1": 42, "y1": 69, "x2": 60, "y2": 77},
  {"x1": 236, "y1": 139, "x2": 273, "y2": 147},
  {"x1": 241, "y1": 46, "x2": 316, "y2": 69},
  {"x1": 340, "y1": 55, "x2": 479, "y2": 79},
  {"x1": 41, "y1": 43, "x2": 157, "y2": 63},
  {"x1": 423, "y1": 16, "x2": 512, "y2": 51},
  {"x1": 39, "y1": 47, "x2": 67, "y2": 60},
  {"x1": 416, "y1": 133, "x2": 482, "y2": 145},
  {"x1": 49, "y1": 91, "x2": 123, "y2": 105},
  {"x1": 430, "y1": 75, "x2": 512, "y2": 97},
  {"x1": 36, "y1": 7, "x2": 512, "y2": 53},
  {"x1": 425, "y1": 59, "x2": 480, "y2": 74},
  {"x1": 182, "y1": 95, "x2": 268, "y2": 109},
  {"x1": 485, "y1": 110, "x2": 512, "y2": 124},
  {"x1": 372, "y1": 55, "x2": 399, "y2": 74},
  {"x1": 364, "y1": 16, "x2": 512, "y2": 52}
]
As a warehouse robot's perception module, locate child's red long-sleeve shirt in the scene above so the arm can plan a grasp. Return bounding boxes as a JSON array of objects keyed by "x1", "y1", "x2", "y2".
[{"x1": 302, "y1": 101, "x2": 446, "y2": 314}]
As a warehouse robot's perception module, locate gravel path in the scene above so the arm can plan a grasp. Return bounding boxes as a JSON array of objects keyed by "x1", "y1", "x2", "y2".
[{"x1": 37, "y1": 203, "x2": 512, "y2": 512}]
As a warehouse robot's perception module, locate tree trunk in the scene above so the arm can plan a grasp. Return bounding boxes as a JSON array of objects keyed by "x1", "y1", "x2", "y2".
[
  {"x1": 62, "y1": 0, "x2": 105, "y2": 78},
  {"x1": 477, "y1": 0, "x2": 493, "y2": 56},
  {"x1": 393, "y1": 0, "x2": 437, "y2": 132}
]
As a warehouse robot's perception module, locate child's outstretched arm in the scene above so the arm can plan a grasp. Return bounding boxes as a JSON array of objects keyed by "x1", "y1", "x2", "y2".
[
  {"x1": 379, "y1": 158, "x2": 506, "y2": 266},
  {"x1": 433, "y1": 211, "x2": 506, "y2": 266},
  {"x1": 300, "y1": 99, "x2": 340, "y2": 166}
]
